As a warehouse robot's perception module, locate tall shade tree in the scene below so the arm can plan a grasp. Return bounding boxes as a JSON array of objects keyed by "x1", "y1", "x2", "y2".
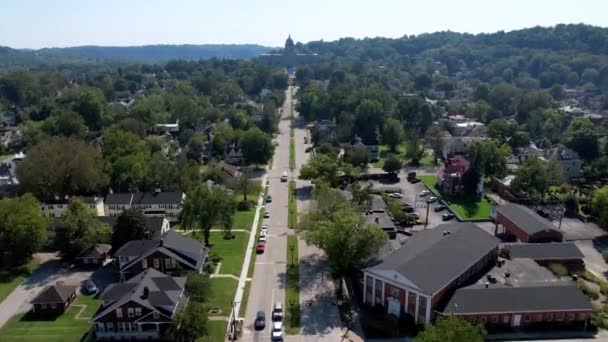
[
  {"x1": 467, "y1": 139, "x2": 511, "y2": 179},
  {"x1": 382, "y1": 154, "x2": 403, "y2": 174},
  {"x1": 382, "y1": 118, "x2": 405, "y2": 152},
  {"x1": 181, "y1": 184, "x2": 236, "y2": 246},
  {"x1": 0, "y1": 194, "x2": 48, "y2": 266},
  {"x1": 299, "y1": 153, "x2": 343, "y2": 186},
  {"x1": 297, "y1": 187, "x2": 385, "y2": 292},
  {"x1": 511, "y1": 157, "x2": 565, "y2": 204},
  {"x1": 111, "y1": 208, "x2": 152, "y2": 251},
  {"x1": 71, "y1": 88, "x2": 106, "y2": 131},
  {"x1": 17, "y1": 137, "x2": 109, "y2": 198},
  {"x1": 592, "y1": 186, "x2": 608, "y2": 230},
  {"x1": 415, "y1": 316, "x2": 485, "y2": 342},
  {"x1": 424, "y1": 125, "x2": 443, "y2": 163},
  {"x1": 240, "y1": 127, "x2": 274, "y2": 166},
  {"x1": 169, "y1": 302, "x2": 209, "y2": 342},
  {"x1": 56, "y1": 198, "x2": 111, "y2": 259}
]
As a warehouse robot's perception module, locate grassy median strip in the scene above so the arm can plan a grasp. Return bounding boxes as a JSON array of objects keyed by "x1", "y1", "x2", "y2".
[
  {"x1": 285, "y1": 235, "x2": 301, "y2": 334},
  {"x1": 288, "y1": 180, "x2": 297, "y2": 229}
]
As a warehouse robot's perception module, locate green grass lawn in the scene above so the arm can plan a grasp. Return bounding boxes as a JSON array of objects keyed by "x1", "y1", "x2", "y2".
[
  {"x1": 419, "y1": 175, "x2": 492, "y2": 219},
  {"x1": 198, "y1": 320, "x2": 227, "y2": 342},
  {"x1": 372, "y1": 144, "x2": 434, "y2": 168},
  {"x1": 288, "y1": 180, "x2": 297, "y2": 229},
  {"x1": 0, "y1": 259, "x2": 39, "y2": 304},
  {"x1": 238, "y1": 281, "x2": 251, "y2": 318},
  {"x1": 0, "y1": 295, "x2": 99, "y2": 342},
  {"x1": 233, "y1": 209, "x2": 256, "y2": 231},
  {"x1": 285, "y1": 235, "x2": 300, "y2": 334},
  {"x1": 290, "y1": 137, "x2": 295, "y2": 171},
  {"x1": 194, "y1": 231, "x2": 249, "y2": 276},
  {"x1": 209, "y1": 278, "x2": 239, "y2": 316}
]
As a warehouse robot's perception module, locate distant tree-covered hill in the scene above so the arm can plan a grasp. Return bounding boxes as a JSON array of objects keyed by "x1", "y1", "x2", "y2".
[{"x1": 0, "y1": 44, "x2": 275, "y2": 68}]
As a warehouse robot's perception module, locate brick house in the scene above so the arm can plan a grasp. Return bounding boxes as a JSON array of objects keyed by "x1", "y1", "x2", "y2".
[
  {"x1": 443, "y1": 285, "x2": 592, "y2": 328},
  {"x1": 495, "y1": 204, "x2": 563, "y2": 243},
  {"x1": 31, "y1": 282, "x2": 77, "y2": 316},
  {"x1": 92, "y1": 268, "x2": 187, "y2": 340},
  {"x1": 114, "y1": 230, "x2": 208, "y2": 281},
  {"x1": 437, "y1": 154, "x2": 476, "y2": 196},
  {"x1": 105, "y1": 190, "x2": 184, "y2": 222},
  {"x1": 362, "y1": 222, "x2": 499, "y2": 325}
]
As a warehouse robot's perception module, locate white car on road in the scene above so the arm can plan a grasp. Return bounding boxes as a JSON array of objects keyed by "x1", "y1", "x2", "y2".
[
  {"x1": 419, "y1": 190, "x2": 430, "y2": 197},
  {"x1": 271, "y1": 321, "x2": 284, "y2": 340},
  {"x1": 388, "y1": 192, "x2": 403, "y2": 199}
]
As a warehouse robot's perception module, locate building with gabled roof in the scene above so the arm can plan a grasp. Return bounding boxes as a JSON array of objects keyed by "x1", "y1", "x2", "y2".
[
  {"x1": 105, "y1": 190, "x2": 184, "y2": 222},
  {"x1": 362, "y1": 222, "x2": 499, "y2": 325},
  {"x1": 495, "y1": 203, "x2": 563, "y2": 243},
  {"x1": 92, "y1": 268, "x2": 187, "y2": 340},
  {"x1": 76, "y1": 243, "x2": 112, "y2": 267},
  {"x1": 114, "y1": 230, "x2": 208, "y2": 281},
  {"x1": 31, "y1": 282, "x2": 77, "y2": 316}
]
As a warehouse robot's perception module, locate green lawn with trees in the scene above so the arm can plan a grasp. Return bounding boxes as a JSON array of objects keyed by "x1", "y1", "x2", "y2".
[
  {"x1": 419, "y1": 175, "x2": 492, "y2": 219},
  {"x1": 208, "y1": 277, "x2": 238, "y2": 317},
  {"x1": 285, "y1": 235, "x2": 300, "y2": 334},
  {"x1": 0, "y1": 259, "x2": 39, "y2": 304}
]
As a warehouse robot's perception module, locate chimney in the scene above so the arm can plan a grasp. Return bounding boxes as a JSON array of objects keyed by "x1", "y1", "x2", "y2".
[{"x1": 141, "y1": 286, "x2": 149, "y2": 299}]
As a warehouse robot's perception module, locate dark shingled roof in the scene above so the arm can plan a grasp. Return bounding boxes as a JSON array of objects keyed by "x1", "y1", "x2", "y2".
[
  {"x1": 105, "y1": 191, "x2": 183, "y2": 205},
  {"x1": 503, "y1": 242, "x2": 584, "y2": 261},
  {"x1": 76, "y1": 243, "x2": 111, "y2": 259},
  {"x1": 366, "y1": 222, "x2": 499, "y2": 295},
  {"x1": 114, "y1": 240, "x2": 158, "y2": 257},
  {"x1": 444, "y1": 285, "x2": 592, "y2": 314},
  {"x1": 496, "y1": 203, "x2": 559, "y2": 236},
  {"x1": 104, "y1": 193, "x2": 134, "y2": 205},
  {"x1": 97, "y1": 216, "x2": 167, "y2": 240},
  {"x1": 31, "y1": 283, "x2": 77, "y2": 304},
  {"x1": 94, "y1": 268, "x2": 186, "y2": 322}
]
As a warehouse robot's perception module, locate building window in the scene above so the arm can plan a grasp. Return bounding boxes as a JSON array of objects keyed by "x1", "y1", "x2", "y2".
[
  {"x1": 390, "y1": 286, "x2": 399, "y2": 298},
  {"x1": 577, "y1": 312, "x2": 588, "y2": 321},
  {"x1": 545, "y1": 312, "x2": 554, "y2": 322},
  {"x1": 153, "y1": 258, "x2": 160, "y2": 268},
  {"x1": 142, "y1": 259, "x2": 147, "y2": 268},
  {"x1": 50, "y1": 303, "x2": 57, "y2": 309},
  {"x1": 118, "y1": 323, "x2": 125, "y2": 332},
  {"x1": 127, "y1": 308, "x2": 134, "y2": 318},
  {"x1": 534, "y1": 313, "x2": 543, "y2": 322},
  {"x1": 41, "y1": 303, "x2": 47, "y2": 309},
  {"x1": 116, "y1": 308, "x2": 123, "y2": 318},
  {"x1": 566, "y1": 312, "x2": 575, "y2": 321},
  {"x1": 96, "y1": 323, "x2": 105, "y2": 332},
  {"x1": 135, "y1": 307, "x2": 142, "y2": 316},
  {"x1": 479, "y1": 316, "x2": 487, "y2": 323},
  {"x1": 490, "y1": 315, "x2": 499, "y2": 323},
  {"x1": 503, "y1": 315, "x2": 511, "y2": 324},
  {"x1": 153, "y1": 311, "x2": 159, "y2": 319},
  {"x1": 107, "y1": 322, "x2": 114, "y2": 332},
  {"x1": 556, "y1": 312, "x2": 565, "y2": 321}
]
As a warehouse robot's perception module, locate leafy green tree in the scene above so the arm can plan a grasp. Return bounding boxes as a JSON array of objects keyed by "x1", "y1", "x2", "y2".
[
  {"x1": 354, "y1": 99, "x2": 385, "y2": 143},
  {"x1": 42, "y1": 111, "x2": 87, "y2": 138},
  {"x1": 186, "y1": 272, "x2": 211, "y2": 303},
  {"x1": 111, "y1": 208, "x2": 152, "y2": 251},
  {"x1": 300, "y1": 154, "x2": 341, "y2": 186},
  {"x1": 424, "y1": 125, "x2": 443, "y2": 163},
  {"x1": 511, "y1": 157, "x2": 565, "y2": 204},
  {"x1": 348, "y1": 182, "x2": 372, "y2": 208},
  {"x1": 240, "y1": 127, "x2": 274, "y2": 166},
  {"x1": 56, "y1": 198, "x2": 111, "y2": 259},
  {"x1": 170, "y1": 302, "x2": 209, "y2": 342},
  {"x1": 72, "y1": 88, "x2": 105, "y2": 131},
  {"x1": 487, "y1": 119, "x2": 516, "y2": 144},
  {"x1": 467, "y1": 139, "x2": 511, "y2": 179},
  {"x1": 345, "y1": 146, "x2": 369, "y2": 167},
  {"x1": 592, "y1": 186, "x2": 608, "y2": 230},
  {"x1": 405, "y1": 137, "x2": 425, "y2": 166},
  {"x1": 565, "y1": 127, "x2": 600, "y2": 161},
  {"x1": 17, "y1": 137, "x2": 109, "y2": 198},
  {"x1": 0, "y1": 194, "x2": 48, "y2": 266},
  {"x1": 416, "y1": 316, "x2": 485, "y2": 342},
  {"x1": 397, "y1": 95, "x2": 432, "y2": 135},
  {"x1": 382, "y1": 118, "x2": 404, "y2": 152},
  {"x1": 231, "y1": 169, "x2": 261, "y2": 202},
  {"x1": 382, "y1": 155, "x2": 402, "y2": 174},
  {"x1": 181, "y1": 184, "x2": 235, "y2": 245},
  {"x1": 297, "y1": 187, "x2": 385, "y2": 292}
]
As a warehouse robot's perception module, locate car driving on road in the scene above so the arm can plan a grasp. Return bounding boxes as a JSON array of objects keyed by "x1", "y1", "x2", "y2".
[
  {"x1": 442, "y1": 213, "x2": 455, "y2": 221},
  {"x1": 280, "y1": 172, "x2": 288, "y2": 182},
  {"x1": 254, "y1": 310, "x2": 266, "y2": 330},
  {"x1": 272, "y1": 302, "x2": 284, "y2": 321}
]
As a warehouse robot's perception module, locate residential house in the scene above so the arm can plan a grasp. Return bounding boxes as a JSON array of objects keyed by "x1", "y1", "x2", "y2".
[
  {"x1": 352, "y1": 135, "x2": 380, "y2": 162},
  {"x1": 362, "y1": 222, "x2": 499, "y2": 325},
  {"x1": 152, "y1": 122, "x2": 179, "y2": 136},
  {"x1": 0, "y1": 126, "x2": 21, "y2": 147},
  {"x1": 114, "y1": 230, "x2": 208, "y2": 281},
  {"x1": 548, "y1": 146, "x2": 583, "y2": 179},
  {"x1": 105, "y1": 190, "x2": 184, "y2": 222},
  {"x1": 41, "y1": 196, "x2": 105, "y2": 218},
  {"x1": 314, "y1": 120, "x2": 337, "y2": 141},
  {"x1": 510, "y1": 143, "x2": 545, "y2": 164},
  {"x1": 0, "y1": 163, "x2": 17, "y2": 185},
  {"x1": 495, "y1": 203, "x2": 563, "y2": 243},
  {"x1": 93, "y1": 268, "x2": 187, "y2": 340},
  {"x1": 76, "y1": 243, "x2": 112, "y2": 267},
  {"x1": 226, "y1": 143, "x2": 243, "y2": 165},
  {"x1": 437, "y1": 154, "x2": 475, "y2": 196},
  {"x1": 31, "y1": 282, "x2": 78, "y2": 316},
  {"x1": 443, "y1": 285, "x2": 592, "y2": 329},
  {"x1": 441, "y1": 136, "x2": 486, "y2": 159}
]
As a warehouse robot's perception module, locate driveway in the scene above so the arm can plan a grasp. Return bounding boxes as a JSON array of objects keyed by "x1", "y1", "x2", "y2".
[{"x1": 0, "y1": 253, "x2": 119, "y2": 328}]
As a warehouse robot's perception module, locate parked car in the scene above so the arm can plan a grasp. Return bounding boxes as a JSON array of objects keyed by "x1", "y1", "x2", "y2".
[
  {"x1": 261, "y1": 224, "x2": 268, "y2": 230},
  {"x1": 442, "y1": 213, "x2": 455, "y2": 221},
  {"x1": 407, "y1": 171, "x2": 416, "y2": 181},
  {"x1": 266, "y1": 195, "x2": 272, "y2": 203},
  {"x1": 83, "y1": 280, "x2": 98, "y2": 295},
  {"x1": 305, "y1": 146, "x2": 312, "y2": 153},
  {"x1": 427, "y1": 196, "x2": 438, "y2": 203},
  {"x1": 264, "y1": 211, "x2": 270, "y2": 219},
  {"x1": 415, "y1": 219, "x2": 424, "y2": 225},
  {"x1": 260, "y1": 229, "x2": 267, "y2": 237},
  {"x1": 388, "y1": 192, "x2": 403, "y2": 198},
  {"x1": 272, "y1": 302, "x2": 284, "y2": 321},
  {"x1": 410, "y1": 178, "x2": 421, "y2": 184},
  {"x1": 281, "y1": 172, "x2": 288, "y2": 182},
  {"x1": 271, "y1": 321, "x2": 284, "y2": 341},
  {"x1": 434, "y1": 205, "x2": 447, "y2": 212},
  {"x1": 402, "y1": 205, "x2": 414, "y2": 213},
  {"x1": 254, "y1": 311, "x2": 266, "y2": 330},
  {"x1": 419, "y1": 190, "x2": 430, "y2": 197},
  {"x1": 411, "y1": 212, "x2": 420, "y2": 219},
  {"x1": 256, "y1": 242, "x2": 266, "y2": 254},
  {"x1": 259, "y1": 235, "x2": 267, "y2": 243}
]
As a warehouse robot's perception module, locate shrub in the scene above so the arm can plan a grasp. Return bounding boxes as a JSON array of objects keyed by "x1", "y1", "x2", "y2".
[
  {"x1": 579, "y1": 280, "x2": 600, "y2": 300},
  {"x1": 547, "y1": 263, "x2": 569, "y2": 277},
  {"x1": 237, "y1": 200, "x2": 251, "y2": 211}
]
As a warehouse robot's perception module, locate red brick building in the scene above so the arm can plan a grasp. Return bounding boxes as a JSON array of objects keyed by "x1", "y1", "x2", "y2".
[
  {"x1": 495, "y1": 203, "x2": 563, "y2": 243},
  {"x1": 362, "y1": 222, "x2": 499, "y2": 325}
]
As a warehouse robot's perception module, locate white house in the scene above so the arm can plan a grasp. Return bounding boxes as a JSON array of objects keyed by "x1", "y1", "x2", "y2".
[
  {"x1": 105, "y1": 190, "x2": 184, "y2": 222},
  {"x1": 41, "y1": 196, "x2": 105, "y2": 218}
]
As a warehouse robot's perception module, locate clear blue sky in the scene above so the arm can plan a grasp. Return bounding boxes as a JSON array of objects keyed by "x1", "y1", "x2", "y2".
[{"x1": 0, "y1": 0, "x2": 606, "y2": 49}]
